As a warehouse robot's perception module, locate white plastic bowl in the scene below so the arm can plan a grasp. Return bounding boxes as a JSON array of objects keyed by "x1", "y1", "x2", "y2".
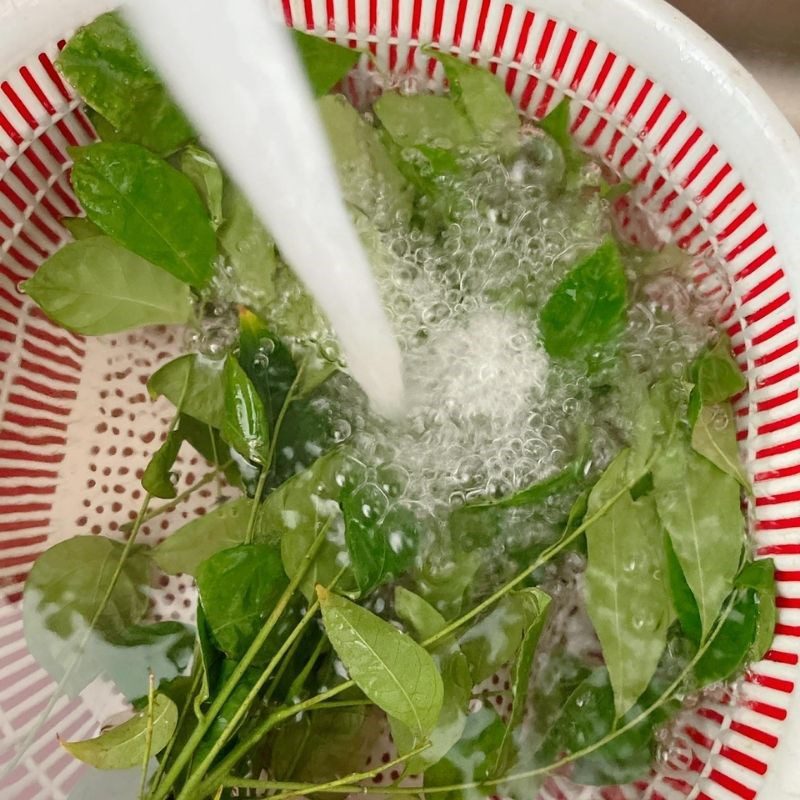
[{"x1": 1, "y1": 1, "x2": 800, "y2": 798}]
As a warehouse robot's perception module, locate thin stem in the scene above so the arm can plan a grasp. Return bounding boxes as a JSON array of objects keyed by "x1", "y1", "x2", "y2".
[
  {"x1": 151, "y1": 522, "x2": 330, "y2": 800},
  {"x1": 244, "y1": 467, "x2": 269, "y2": 545},
  {"x1": 262, "y1": 628, "x2": 305, "y2": 707},
  {"x1": 148, "y1": 649, "x2": 204, "y2": 794},
  {"x1": 139, "y1": 672, "x2": 157, "y2": 800},
  {"x1": 224, "y1": 593, "x2": 736, "y2": 798},
  {"x1": 284, "y1": 631, "x2": 327, "y2": 701},
  {"x1": 196, "y1": 566, "x2": 346, "y2": 798},
  {"x1": 2, "y1": 490, "x2": 153, "y2": 778},
  {"x1": 303, "y1": 698, "x2": 373, "y2": 711},
  {"x1": 123, "y1": 464, "x2": 233, "y2": 533},
  {"x1": 221, "y1": 742, "x2": 430, "y2": 800},
  {"x1": 178, "y1": 598, "x2": 323, "y2": 799},
  {"x1": 422, "y1": 451, "x2": 658, "y2": 650},
  {"x1": 197, "y1": 676, "x2": 353, "y2": 797}
]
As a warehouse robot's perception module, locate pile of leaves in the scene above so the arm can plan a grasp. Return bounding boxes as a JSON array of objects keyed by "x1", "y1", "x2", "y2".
[{"x1": 17, "y1": 12, "x2": 775, "y2": 800}]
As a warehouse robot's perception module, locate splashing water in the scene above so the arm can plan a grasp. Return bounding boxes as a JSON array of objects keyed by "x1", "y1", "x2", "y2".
[{"x1": 123, "y1": 0, "x2": 405, "y2": 418}]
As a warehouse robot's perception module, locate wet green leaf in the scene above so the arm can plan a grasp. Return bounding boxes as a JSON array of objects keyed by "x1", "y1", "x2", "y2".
[
  {"x1": 374, "y1": 93, "x2": 477, "y2": 150},
  {"x1": 270, "y1": 705, "x2": 376, "y2": 785},
  {"x1": 237, "y1": 309, "x2": 298, "y2": 428},
  {"x1": 458, "y1": 590, "x2": 544, "y2": 685},
  {"x1": 196, "y1": 544, "x2": 288, "y2": 660},
  {"x1": 424, "y1": 706, "x2": 507, "y2": 800},
  {"x1": 218, "y1": 183, "x2": 280, "y2": 309},
  {"x1": 261, "y1": 449, "x2": 355, "y2": 600},
  {"x1": 416, "y1": 551, "x2": 483, "y2": 620},
  {"x1": 664, "y1": 533, "x2": 702, "y2": 645},
  {"x1": 494, "y1": 588, "x2": 551, "y2": 776},
  {"x1": 432, "y1": 52, "x2": 520, "y2": 155},
  {"x1": 736, "y1": 559, "x2": 777, "y2": 662},
  {"x1": 57, "y1": 12, "x2": 193, "y2": 155},
  {"x1": 392, "y1": 588, "x2": 472, "y2": 772},
  {"x1": 194, "y1": 605, "x2": 222, "y2": 715},
  {"x1": 148, "y1": 354, "x2": 226, "y2": 430},
  {"x1": 691, "y1": 403, "x2": 750, "y2": 489},
  {"x1": 222, "y1": 355, "x2": 270, "y2": 464},
  {"x1": 141, "y1": 429, "x2": 183, "y2": 499},
  {"x1": 104, "y1": 622, "x2": 195, "y2": 701},
  {"x1": 691, "y1": 336, "x2": 746, "y2": 408},
  {"x1": 318, "y1": 94, "x2": 412, "y2": 222},
  {"x1": 537, "y1": 667, "x2": 661, "y2": 785},
  {"x1": 585, "y1": 490, "x2": 672, "y2": 718},
  {"x1": 693, "y1": 586, "x2": 757, "y2": 686},
  {"x1": 464, "y1": 461, "x2": 583, "y2": 510},
  {"x1": 23, "y1": 536, "x2": 151, "y2": 695},
  {"x1": 22, "y1": 237, "x2": 193, "y2": 335},
  {"x1": 70, "y1": 142, "x2": 216, "y2": 287},
  {"x1": 537, "y1": 97, "x2": 585, "y2": 185},
  {"x1": 342, "y1": 482, "x2": 418, "y2": 595},
  {"x1": 152, "y1": 497, "x2": 252, "y2": 576},
  {"x1": 179, "y1": 145, "x2": 224, "y2": 229},
  {"x1": 292, "y1": 30, "x2": 360, "y2": 97},
  {"x1": 62, "y1": 216, "x2": 102, "y2": 239},
  {"x1": 653, "y1": 441, "x2": 744, "y2": 640},
  {"x1": 539, "y1": 239, "x2": 628, "y2": 360},
  {"x1": 62, "y1": 694, "x2": 177, "y2": 769},
  {"x1": 318, "y1": 587, "x2": 444, "y2": 739}
]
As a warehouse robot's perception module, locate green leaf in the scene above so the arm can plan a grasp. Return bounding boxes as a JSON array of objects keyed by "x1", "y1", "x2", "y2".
[
  {"x1": 374, "y1": 93, "x2": 477, "y2": 150},
  {"x1": 260, "y1": 448, "x2": 355, "y2": 599},
  {"x1": 70, "y1": 142, "x2": 216, "y2": 287},
  {"x1": 318, "y1": 94, "x2": 412, "y2": 222},
  {"x1": 653, "y1": 441, "x2": 744, "y2": 640},
  {"x1": 57, "y1": 12, "x2": 193, "y2": 155},
  {"x1": 736, "y1": 559, "x2": 777, "y2": 661},
  {"x1": 318, "y1": 587, "x2": 444, "y2": 739},
  {"x1": 664, "y1": 533, "x2": 702, "y2": 645},
  {"x1": 691, "y1": 336, "x2": 746, "y2": 408},
  {"x1": 141, "y1": 429, "x2": 183, "y2": 499},
  {"x1": 22, "y1": 237, "x2": 193, "y2": 335},
  {"x1": 222, "y1": 355, "x2": 270, "y2": 464},
  {"x1": 539, "y1": 239, "x2": 628, "y2": 360},
  {"x1": 292, "y1": 30, "x2": 360, "y2": 97},
  {"x1": 431, "y1": 51, "x2": 520, "y2": 155},
  {"x1": 62, "y1": 693, "x2": 177, "y2": 769},
  {"x1": 179, "y1": 145, "x2": 224, "y2": 229},
  {"x1": 392, "y1": 588, "x2": 472, "y2": 772},
  {"x1": 237, "y1": 309, "x2": 298, "y2": 428},
  {"x1": 458, "y1": 590, "x2": 543, "y2": 685},
  {"x1": 62, "y1": 216, "x2": 102, "y2": 239},
  {"x1": 691, "y1": 403, "x2": 750, "y2": 489},
  {"x1": 194, "y1": 605, "x2": 223, "y2": 716},
  {"x1": 23, "y1": 536, "x2": 151, "y2": 695},
  {"x1": 341, "y1": 482, "x2": 418, "y2": 595},
  {"x1": 218, "y1": 183, "x2": 280, "y2": 309},
  {"x1": 536, "y1": 667, "x2": 662, "y2": 786},
  {"x1": 463, "y1": 461, "x2": 583, "y2": 510},
  {"x1": 194, "y1": 659, "x2": 263, "y2": 768},
  {"x1": 152, "y1": 497, "x2": 252, "y2": 576},
  {"x1": 693, "y1": 586, "x2": 757, "y2": 686},
  {"x1": 415, "y1": 551, "x2": 483, "y2": 621},
  {"x1": 85, "y1": 107, "x2": 125, "y2": 143},
  {"x1": 196, "y1": 543, "x2": 288, "y2": 660},
  {"x1": 424, "y1": 706, "x2": 507, "y2": 799},
  {"x1": 270, "y1": 706, "x2": 375, "y2": 785},
  {"x1": 104, "y1": 622, "x2": 195, "y2": 701},
  {"x1": 148, "y1": 354, "x2": 226, "y2": 430},
  {"x1": 175, "y1": 415, "x2": 242, "y2": 487},
  {"x1": 494, "y1": 589, "x2": 550, "y2": 776},
  {"x1": 536, "y1": 97, "x2": 585, "y2": 185},
  {"x1": 585, "y1": 490, "x2": 672, "y2": 718}
]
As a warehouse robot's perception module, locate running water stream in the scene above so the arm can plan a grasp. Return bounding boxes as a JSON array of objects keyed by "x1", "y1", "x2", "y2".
[{"x1": 124, "y1": 0, "x2": 406, "y2": 418}]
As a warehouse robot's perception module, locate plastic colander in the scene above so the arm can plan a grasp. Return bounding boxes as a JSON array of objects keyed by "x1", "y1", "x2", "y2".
[{"x1": 1, "y1": 0, "x2": 800, "y2": 798}]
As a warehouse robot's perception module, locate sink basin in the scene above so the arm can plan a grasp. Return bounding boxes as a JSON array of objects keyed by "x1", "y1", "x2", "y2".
[{"x1": 669, "y1": 0, "x2": 800, "y2": 131}]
